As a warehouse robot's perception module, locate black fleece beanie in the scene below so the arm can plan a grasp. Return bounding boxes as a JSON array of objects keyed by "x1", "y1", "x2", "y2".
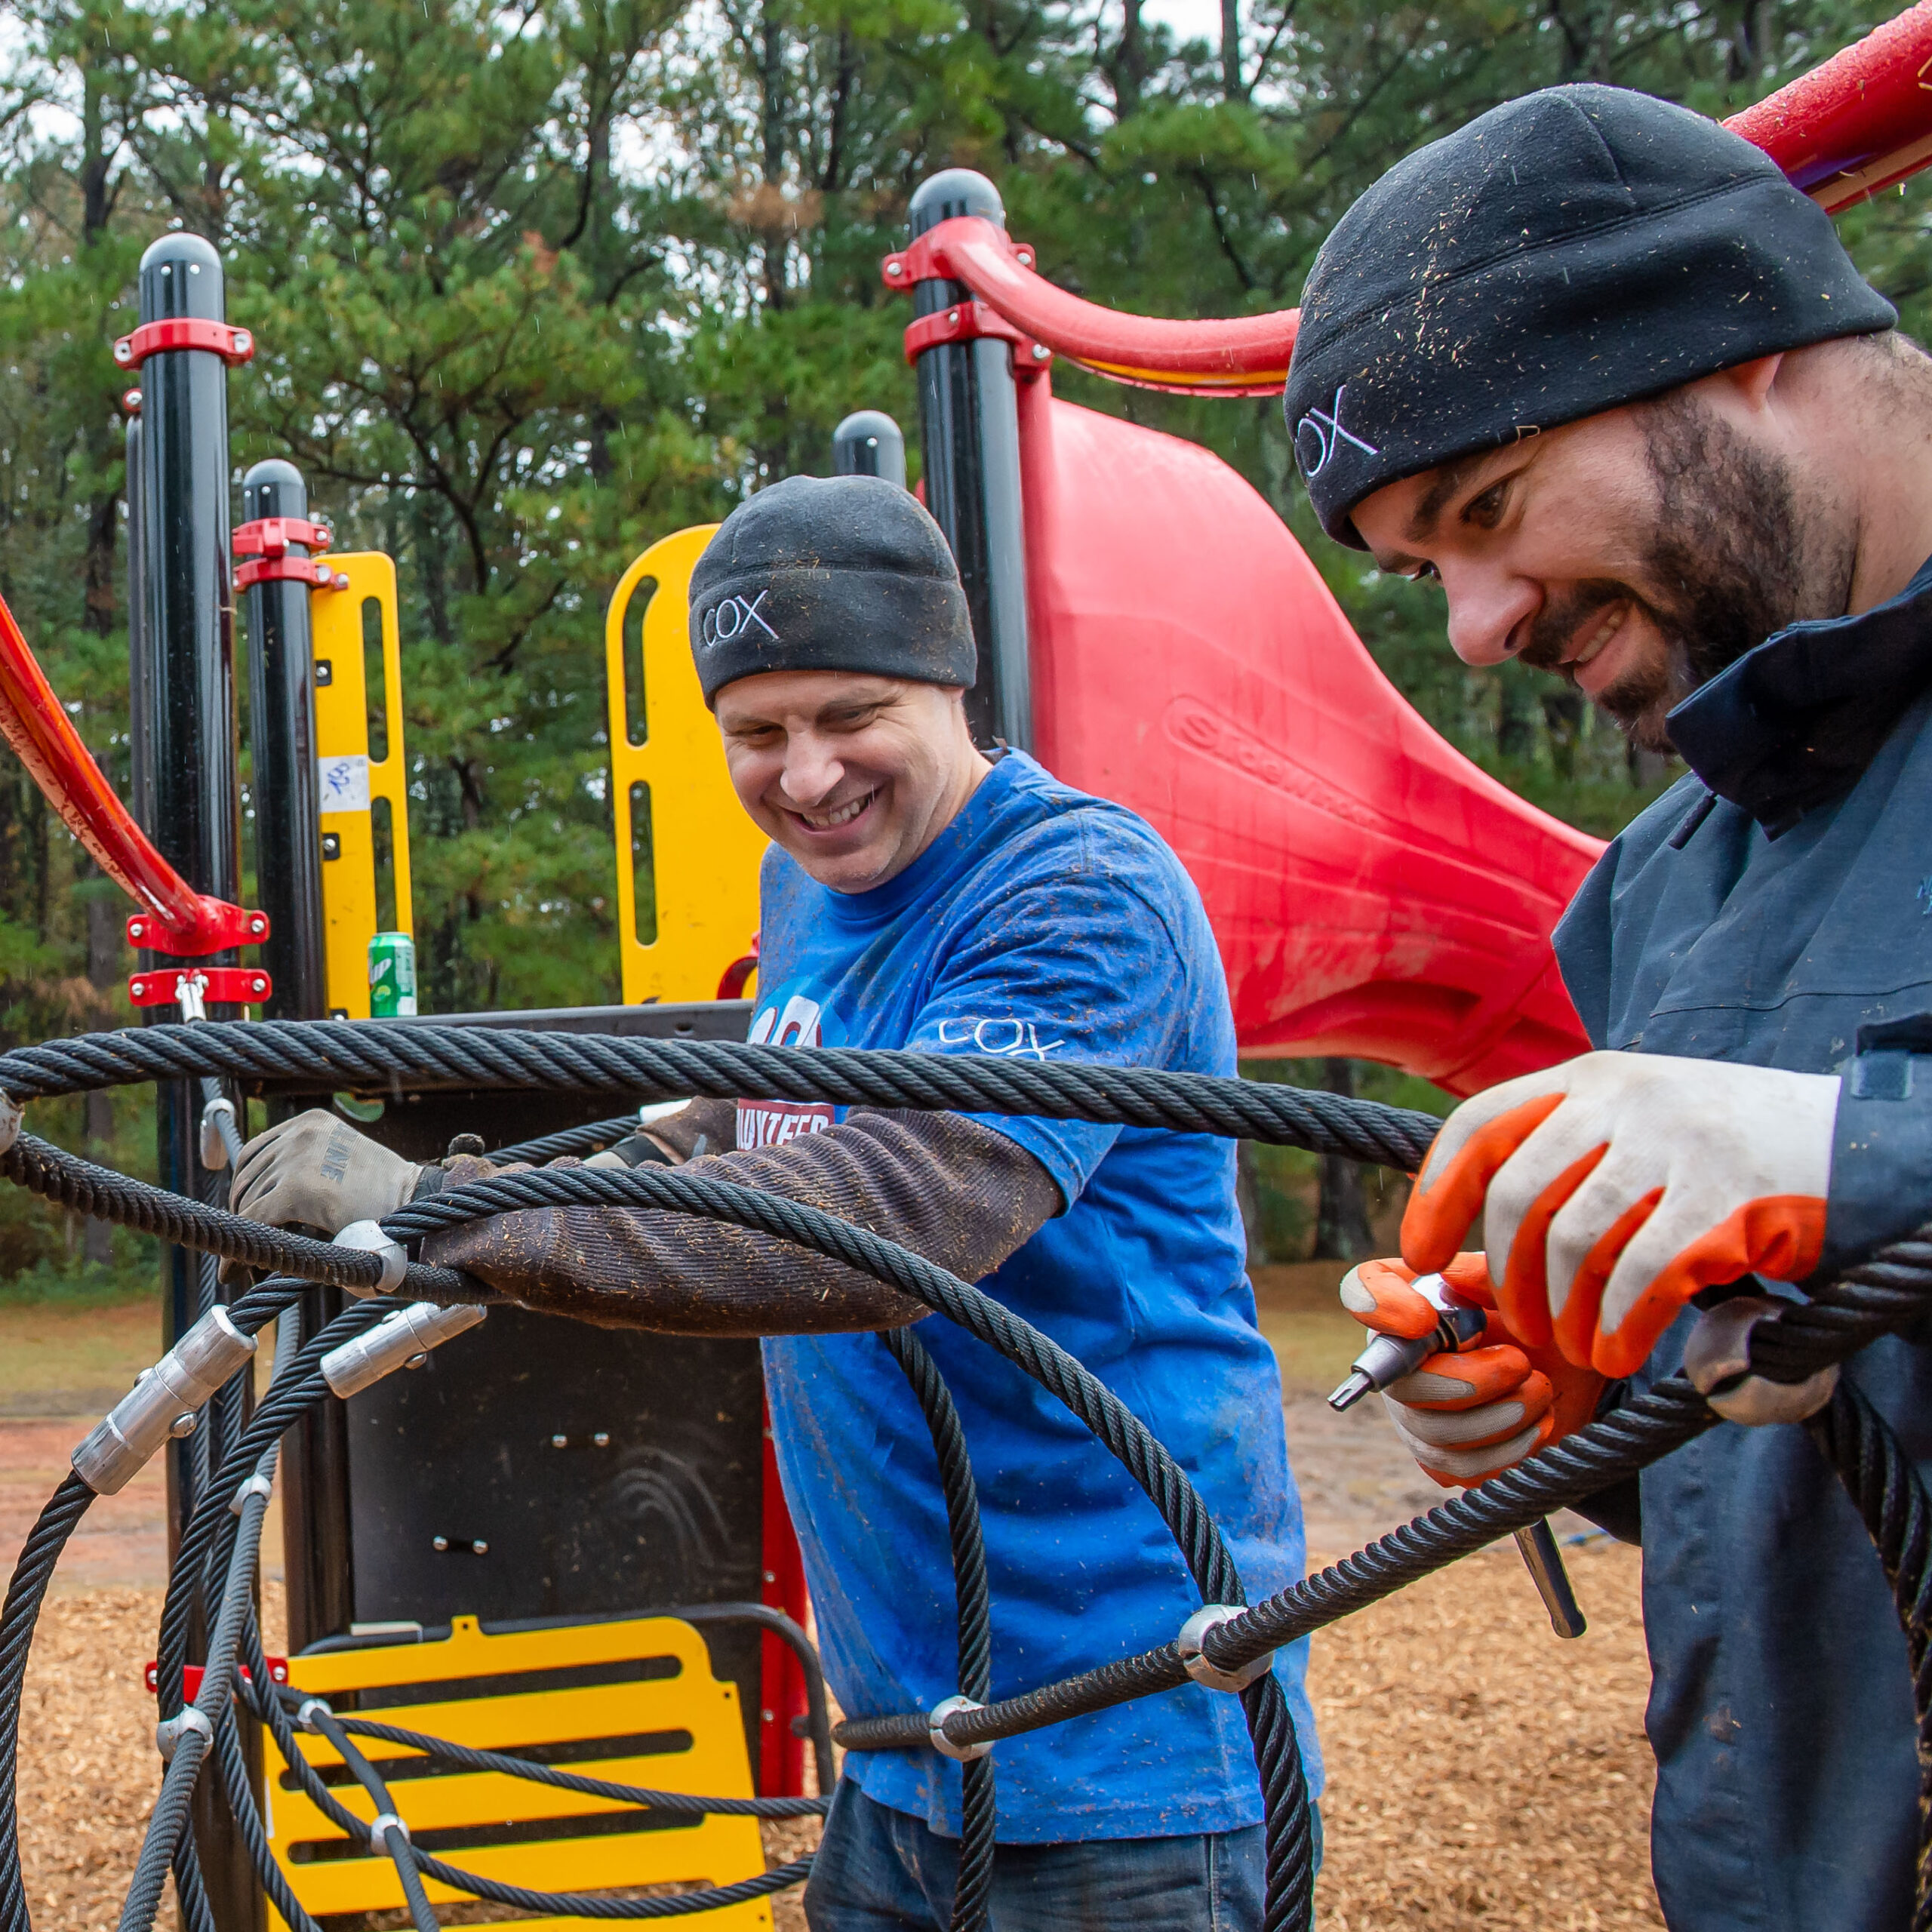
[
  {"x1": 688, "y1": 475, "x2": 976, "y2": 704},
  {"x1": 1284, "y1": 84, "x2": 1897, "y2": 546}
]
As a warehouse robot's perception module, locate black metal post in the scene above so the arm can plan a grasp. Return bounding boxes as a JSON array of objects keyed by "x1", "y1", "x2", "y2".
[
  {"x1": 129, "y1": 229, "x2": 263, "y2": 1932},
  {"x1": 241, "y1": 460, "x2": 328, "y2": 1024},
  {"x1": 905, "y1": 170, "x2": 1032, "y2": 751},
  {"x1": 237, "y1": 458, "x2": 355, "y2": 1654},
  {"x1": 832, "y1": 409, "x2": 907, "y2": 488}
]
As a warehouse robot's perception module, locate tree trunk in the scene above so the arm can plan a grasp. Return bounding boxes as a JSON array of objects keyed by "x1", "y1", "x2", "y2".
[
  {"x1": 1221, "y1": 0, "x2": 1243, "y2": 100},
  {"x1": 1235, "y1": 1142, "x2": 1268, "y2": 1268},
  {"x1": 1313, "y1": 1060, "x2": 1376, "y2": 1261}
]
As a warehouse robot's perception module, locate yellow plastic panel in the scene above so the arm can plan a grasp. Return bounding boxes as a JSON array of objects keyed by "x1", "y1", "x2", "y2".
[
  {"x1": 606, "y1": 527, "x2": 767, "y2": 1004},
  {"x1": 265, "y1": 1614, "x2": 770, "y2": 1931},
  {"x1": 310, "y1": 553, "x2": 414, "y2": 1017}
]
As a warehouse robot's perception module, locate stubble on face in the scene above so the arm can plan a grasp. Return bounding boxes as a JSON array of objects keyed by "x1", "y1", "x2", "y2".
[{"x1": 1517, "y1": 395, "x2": 1857, "y2": 752}]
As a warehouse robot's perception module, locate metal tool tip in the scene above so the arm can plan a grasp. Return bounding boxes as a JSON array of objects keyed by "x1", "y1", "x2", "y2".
[{"x1": 1327, "y1": 1369, "x2": 1374, "y2": 1413}]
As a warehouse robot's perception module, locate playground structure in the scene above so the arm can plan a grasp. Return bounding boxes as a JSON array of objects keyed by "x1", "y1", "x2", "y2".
[{"x1": 1, "y1": 13, "x2": 1931, "y2": 1932}]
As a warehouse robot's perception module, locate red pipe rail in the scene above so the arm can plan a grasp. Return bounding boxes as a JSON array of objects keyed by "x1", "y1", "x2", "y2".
[
  {"x1": 887, "y1": 0, "x2": 1932, "y2": 395},
  {"x1": 0, "y1": 588, "x2": 266, "y2": 958}
]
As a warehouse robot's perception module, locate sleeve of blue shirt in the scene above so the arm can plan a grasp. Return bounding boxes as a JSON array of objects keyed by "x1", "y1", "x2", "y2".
[{"x1": 897, "y1": 854, "x2": 1198, "y2": 1214}]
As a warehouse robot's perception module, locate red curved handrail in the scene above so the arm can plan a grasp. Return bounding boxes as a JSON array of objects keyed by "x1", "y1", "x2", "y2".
[
  {"x1": 0, "y1": 588, "x2": 260, "y2": 955},
  {"x1": 900, "y1": 0, "x2": 1932, "y2": 396},
  {"x1": 1725, "y1": 0, "x2": 1932, "y2": 210}
]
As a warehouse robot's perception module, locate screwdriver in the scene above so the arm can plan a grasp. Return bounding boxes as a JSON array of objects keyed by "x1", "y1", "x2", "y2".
[{"x1": 1327, "y1": 1271, "x2": 1587, "y2": 1639}]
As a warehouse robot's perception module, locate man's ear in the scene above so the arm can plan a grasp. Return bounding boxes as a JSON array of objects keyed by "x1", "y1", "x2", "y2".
[{"x1": 1707, "y1": 352, "x2": 1785, "y2": 414}]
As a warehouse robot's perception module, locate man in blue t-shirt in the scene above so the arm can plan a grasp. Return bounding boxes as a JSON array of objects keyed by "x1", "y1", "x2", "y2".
[{"x1": 230, "y1": 475, "x2": 1319, "y2": 1930}]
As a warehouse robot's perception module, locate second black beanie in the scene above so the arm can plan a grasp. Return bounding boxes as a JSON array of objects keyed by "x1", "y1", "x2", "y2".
[{"x1": 1284, "y1": 85, "x2": 1896, "y2": 546}]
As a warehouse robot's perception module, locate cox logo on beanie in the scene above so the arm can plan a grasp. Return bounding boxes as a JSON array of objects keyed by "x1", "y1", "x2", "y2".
[
  {"x1": 688, "y1": 474, "x2": 976, "y2": 706},
  {"x1": 700, "y1": 590, "x2": 780, "y2": 645}
]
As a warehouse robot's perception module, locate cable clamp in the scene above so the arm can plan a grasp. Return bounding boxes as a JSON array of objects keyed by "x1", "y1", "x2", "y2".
[
  {"x1": 72, "y1": 1306, "x2": 258, "y2": 1495},
  {"x1": 331, "y1": 1220, "x2": 409, "y2": 1297},
  {"x1": 322, "y1": 1300, "x2": 489, "y2": 1399},
  {"x1": 155, "y1": 1705, "x2": 214, "y2": 1761},
  {"x1": 229, "y1": 1469, "x2": 275, "y2": 1515},
  {"x1": 295, "y1": 1697, "x2": 334, "y2": 1732},
  {"x1": 369, "y1": 1811, "x2": 410, "y2": 1854},
  {"x1": 198, "y1": 1094, "x2": 238, "y2": 1171},
  {"x1": 928, "y1": 1694, "x2": 992, "y2": 1761},
  {"x1": 1177, "y1": 1605, "x2": 1273, "y2": 1693},
  {"x1": 0, "y1": 1091, "x2": 20, "y2": 1158},
  {"x1": 1684, "y1": 1294, "x2": 1840, "y2": 1426}
]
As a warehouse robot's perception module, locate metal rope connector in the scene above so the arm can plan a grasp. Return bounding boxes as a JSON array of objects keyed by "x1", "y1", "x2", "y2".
[
  {"x1": 295, "y1": 1697, "x2": 334, "y2": 1733},
  {"x1": 1684, "y1": 1295, "x2": 1840, "y2": 1426},
  {"x1": 1177, "y1": 1605, "x2": 1274, "y2": 1693},
  {"x1": 0, "y1": 1091, "x2": 20, "y2": 1158},
  {"x1": 229, "y1": 1469, "x2": 275, "y2": 1515},
  {"x1": 71, "y1": 1306, "x2": 258, "y2": 1496},
  {"x1": 928, "y1": 1694, "x2": 993, "y2": 1761},
  {"x1": 331, "y1": 1220, "x2": 409, "y2": 1297},
  {"x1": 155, "y1": 1705, "x2": 214, "y2": 1761},
  {"x1": 322, "y1": 1301, "x2": 489, "y2": 1399},
  {"x1": 368, "y1": 1811, "x2": 410, "y2": 1854},
  {"x1": 198, "y1": 1094, "x2": 238, "y2": 1171}
]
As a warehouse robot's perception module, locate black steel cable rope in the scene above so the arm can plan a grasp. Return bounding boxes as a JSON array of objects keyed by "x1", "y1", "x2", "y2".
[
  {"x1": 301, "y1": 1708, "x2": 441, "y2": 1932},
  {"x1": 883, "y1": 1327, "x2": 995, "y2": 1932},
  {"x1": 489, "y1": 1113, "x2": 645, "y2": 1164},
  {"x1": 1804, "y1": 1378, "x2": 1932, "y2": 1928},
  {"x1": 318, "y1": 1717, "x2": 829, "y2": 1818},
  {"x1": 0, "y1": 1022, "x2": 1443, "y2": 1169}
]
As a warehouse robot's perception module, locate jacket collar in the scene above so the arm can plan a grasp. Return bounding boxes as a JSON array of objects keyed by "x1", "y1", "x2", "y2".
[{"x1": 1666, "y1": 553, "x2": 1932, "y2": 837}]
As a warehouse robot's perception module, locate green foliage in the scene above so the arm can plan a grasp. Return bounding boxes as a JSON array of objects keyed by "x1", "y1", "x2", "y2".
[{"x1": 0, "y1": 0, "x2": 1923, "y2": 1294}]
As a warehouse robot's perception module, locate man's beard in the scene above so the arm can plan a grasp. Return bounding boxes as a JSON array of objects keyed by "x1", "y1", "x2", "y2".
[{"x1": 1516, "y1": 395, "x2": 1856, "y2": 752}]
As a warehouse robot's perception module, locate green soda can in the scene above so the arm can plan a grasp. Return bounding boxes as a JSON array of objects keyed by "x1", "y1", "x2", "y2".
[{"x1": 368, "y1": 931, "x2": 418, "y2": 1018}]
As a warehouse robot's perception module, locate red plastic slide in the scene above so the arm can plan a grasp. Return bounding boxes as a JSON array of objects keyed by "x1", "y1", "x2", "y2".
[{"x1": 1017, "y1": 379, "x2": 1602, "y2": 1094}]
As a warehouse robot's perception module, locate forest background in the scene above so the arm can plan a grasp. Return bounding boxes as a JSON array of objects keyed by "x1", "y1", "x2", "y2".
[{"x1": 0, "y1": 0, "x2": 1923, "y2": 1287}]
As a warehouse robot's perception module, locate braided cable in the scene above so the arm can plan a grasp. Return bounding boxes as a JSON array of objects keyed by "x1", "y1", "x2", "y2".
[
  {"x1": 883, "y1": 1327, "x2": 995, "y2": 1932},
  {"x1": 0, "y1": 1022, "x2": 1441, "y2": 1168}
]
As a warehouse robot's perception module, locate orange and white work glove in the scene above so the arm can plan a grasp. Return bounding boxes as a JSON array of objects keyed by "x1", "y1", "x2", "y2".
[
  {"x1": 1401, "y1": 1051, "x2": 1840, "y2": 1379},
  {"x1": 1340, "y1": 1254, "x2": 1604, "y2": 1487}
]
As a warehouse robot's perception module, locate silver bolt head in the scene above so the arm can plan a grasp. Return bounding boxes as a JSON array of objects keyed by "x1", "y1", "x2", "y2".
[
  {"x1": 470, "y1": 1539, "x2": 488, "y2": 1555},
  {"x1": 1031, "y1": 343, "x2": 1049, "y2": 359},
  {"x1": 551, "y1": 1433, "x2": 568, "y2": 1447},
  {"x1": 432, "y1": 1535, "x2": 448, "y2": 1552},
  {"x1": 168, "y1": 1411, "x2": 198, "y2": 1439},
  {"x1": 592, "y1": 1431, "x2": 610, "y2": 1447}
]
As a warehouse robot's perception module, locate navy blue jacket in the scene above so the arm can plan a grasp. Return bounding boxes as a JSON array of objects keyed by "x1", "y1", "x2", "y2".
[{"x1": 1555, "y1": 556, "x2": 1932, "y2": 1930}]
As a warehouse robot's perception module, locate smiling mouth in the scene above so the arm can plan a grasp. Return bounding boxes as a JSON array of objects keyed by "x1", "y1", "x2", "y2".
[
  {"x1": 794, "y1": 790, "x2": 877, "y2": 831},
  {"x1": 1568, "y1": 601, "x2": 1629, "y2": 674}
]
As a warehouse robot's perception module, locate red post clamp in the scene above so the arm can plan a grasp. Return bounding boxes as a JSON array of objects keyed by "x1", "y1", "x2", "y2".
[
  {"x1": 113, "y1": 318, "x2": 255, "y2": 371},
  {"x1": 127, "y1": 966, "x2": 272, "y2": 1008},
  {"x1": 145, "y1": 1657, "x2": 288, "y2": 1697},
  {"x1": 903, "y1": 300, "x2": 1051, "y2": 373},
  {"x1": 233, "y1": 516, "x2": 344, "y2": 592},
  {"x1": 881, "y1": 231, "x2": 1038, "y2": 288},
  {"x1": 128, "y1": 904, "x2": 270, "y2": 955}
]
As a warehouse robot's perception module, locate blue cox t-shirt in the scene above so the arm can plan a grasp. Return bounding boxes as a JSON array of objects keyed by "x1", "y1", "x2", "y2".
[{"x1": 746, "y1": 750, "x2": 1321, "y2": 1841}]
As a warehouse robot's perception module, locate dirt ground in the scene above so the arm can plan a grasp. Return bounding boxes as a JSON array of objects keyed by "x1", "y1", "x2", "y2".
[{"x1": 2, "y1": 1278, "x2": 1662, "y2": 1930}]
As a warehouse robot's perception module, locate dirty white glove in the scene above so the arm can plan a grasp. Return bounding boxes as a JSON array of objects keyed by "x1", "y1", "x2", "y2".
[
  {"x1": 1403, "y1": 1051, "x2": 1838, "y2": 1377},
  {"x1": 229, "y1": 1109, "x2": 422, "y2": 1236}
]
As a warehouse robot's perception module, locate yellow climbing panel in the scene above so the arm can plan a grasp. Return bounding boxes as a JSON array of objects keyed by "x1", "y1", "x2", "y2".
[
  {"x1": 310, "y1": 552, "x2": 414, "y2": 1017},
  {"x1": 264, "y1": 1612, "x2": 771, "y2": 1930},
  {"x1": 605, "y1": 527, "x2": 766, "y2": 1005}
]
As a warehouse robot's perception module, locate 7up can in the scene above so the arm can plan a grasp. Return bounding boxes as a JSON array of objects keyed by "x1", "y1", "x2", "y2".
[{"x1": 368, "y1": 932, "x2": 418, "y2": 1017}]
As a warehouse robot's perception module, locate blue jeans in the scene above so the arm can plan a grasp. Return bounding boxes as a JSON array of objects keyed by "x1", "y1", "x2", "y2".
[{"x1": 803, "y1": 1779, "x2": 1308, "y2": 1931}]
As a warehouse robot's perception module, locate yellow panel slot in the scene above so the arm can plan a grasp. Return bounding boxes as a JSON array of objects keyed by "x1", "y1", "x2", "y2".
[
  {"x1": 265, "y1": 1613, "x2": 772, "y2": 1931},
  {"x1": 310, "y1": 554, "x2": 414, "y2": 1017},
  {"x1": 606, "y1": 527, "x2": 767, "y2": 1005}
]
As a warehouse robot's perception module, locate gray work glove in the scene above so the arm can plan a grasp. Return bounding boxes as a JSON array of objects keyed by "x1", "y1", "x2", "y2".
[{"x1": 229, "y1": 1109, "x2": 422, "y2": 1237}]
